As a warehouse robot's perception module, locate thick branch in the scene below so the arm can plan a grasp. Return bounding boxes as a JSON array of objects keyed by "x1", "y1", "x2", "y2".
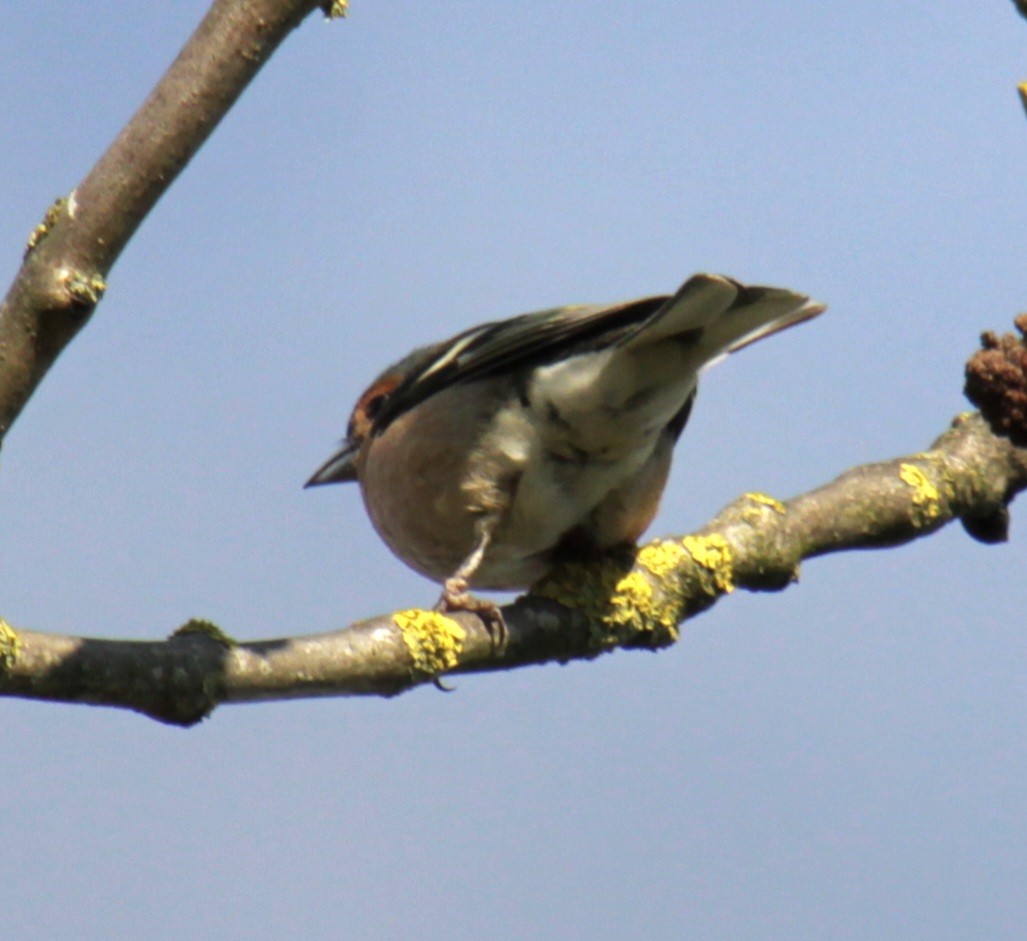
[
  {"x1": 2, "y1": 413, "x2": 1023, "y2": 726},
  {"x1": 0, "y1": 0, "x2": 323, "y2": 445}
]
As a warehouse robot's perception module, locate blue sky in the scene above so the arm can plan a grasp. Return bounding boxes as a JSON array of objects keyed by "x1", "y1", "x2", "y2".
[{"x1": 2, "y1": 3, "x2": 1026, "y2": 939}]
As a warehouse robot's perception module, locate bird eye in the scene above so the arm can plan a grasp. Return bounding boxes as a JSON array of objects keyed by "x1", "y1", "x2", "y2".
[
  {"x1": 350, "y1": 375, "x2": 401, "y2": 439},
  {"x1": 363, "y1": 392, "x2": 387, "y2": 421},
  {"x1": 348, "y1": 388, "x2": 390, "y2": 440}
]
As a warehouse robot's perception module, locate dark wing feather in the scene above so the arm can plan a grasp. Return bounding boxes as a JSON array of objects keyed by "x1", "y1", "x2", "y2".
[
  {"x1": 370, "y1": 273, "x2": 823, "y2": 435},
  {"x1": 371, "y1": 294, "x2": 667, "y2": 434}
]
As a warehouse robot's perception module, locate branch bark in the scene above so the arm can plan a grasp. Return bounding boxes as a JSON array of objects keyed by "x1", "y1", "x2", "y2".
[
  {"x1": 0, "y1": 0, "x2": 324, "y2": 446},
  {"x1": 2, "y1": 412, "x2": 1023, "y2": 726}
]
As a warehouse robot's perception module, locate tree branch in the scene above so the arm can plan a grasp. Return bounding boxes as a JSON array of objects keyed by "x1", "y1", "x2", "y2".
[
  {"x1": 3, "y1": 4, "x2": 1025, "y2": 726},
  {"x1": 0, "y1": 0, "x2": 324, "y2": 446},
  {"x1": 2, "y1": 412, "x2": 1023, "y2": 726}
]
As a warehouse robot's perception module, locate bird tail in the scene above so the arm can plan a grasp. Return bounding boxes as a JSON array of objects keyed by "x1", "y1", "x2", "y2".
[{"x1": 620, "y1": 273, "x2": 825, "y2": 366}]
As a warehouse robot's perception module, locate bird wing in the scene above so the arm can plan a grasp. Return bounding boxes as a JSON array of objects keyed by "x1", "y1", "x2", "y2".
[
  {"x1": 371, "y1": 294, "x2": 667, "y2": 433},
  {"x1": 374, "y1": 273, "x2": 824, "y2": 434}
]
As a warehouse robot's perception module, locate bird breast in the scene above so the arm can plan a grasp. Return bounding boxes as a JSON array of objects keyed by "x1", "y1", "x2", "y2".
[{"x1": 356, "y1": 345, "x2": 696, "y2": 589}]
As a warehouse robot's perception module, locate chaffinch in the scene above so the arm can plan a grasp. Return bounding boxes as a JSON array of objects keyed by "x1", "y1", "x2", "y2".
[{"x1": 307, "y1": 273, "x2": 824, "y2": 616}]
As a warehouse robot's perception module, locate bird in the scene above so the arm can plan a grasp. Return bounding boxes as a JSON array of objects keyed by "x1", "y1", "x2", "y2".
[{"x1": 306, "y1": 273, "x2": 824, "y2": 617}]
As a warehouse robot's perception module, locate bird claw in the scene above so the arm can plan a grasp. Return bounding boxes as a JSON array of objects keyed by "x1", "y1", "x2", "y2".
[{"x1": 436, "y1": 576, "x2": 508, "y2": 654}]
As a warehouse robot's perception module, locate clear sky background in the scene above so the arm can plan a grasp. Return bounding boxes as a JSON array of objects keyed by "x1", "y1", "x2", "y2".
[{"x1": 2, "y1": 3, "x2": 1025, "y2": 939}]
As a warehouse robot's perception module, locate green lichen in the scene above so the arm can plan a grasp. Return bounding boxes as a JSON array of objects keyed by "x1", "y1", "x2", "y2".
[
  {"x1": 0, "y1": 618, "x2": 20, "y2": 671},
  {"x1": 394, "y1": 609, "x2": 466, "y2": 676},
  {"x1": 172, "y1": 618, "x2": 237, "y2": 648}
]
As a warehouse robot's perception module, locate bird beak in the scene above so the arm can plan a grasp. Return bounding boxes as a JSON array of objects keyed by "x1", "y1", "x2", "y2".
[{"x1": 304, "y1": 440, "x2": 360, "y2": 487}]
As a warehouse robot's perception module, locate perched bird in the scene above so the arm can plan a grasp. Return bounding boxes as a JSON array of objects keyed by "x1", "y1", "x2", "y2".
[{"x1": 307, "y1": 273, "x2": 824, "y2": 614}]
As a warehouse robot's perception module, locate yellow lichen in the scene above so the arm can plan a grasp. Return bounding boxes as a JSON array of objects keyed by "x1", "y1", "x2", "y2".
[
  {"x1": 636, "y1": 539, "x2": 691, "y2": 578},
  {"x1": 532, "y1": 560, "x2": 602, "y2": 612},
  {"x1": 681, "y1": 534, "x2": 735, "y2": 595},
  {"x1": 603, "y1": 569, "x2": 681, "y2": 646},
  {"x1": 924, "y1": 452, "x2": 956, "y2": 504},
  {"x1": 172, "y1": 618, "x2": 237, "y2": 648},
  {"x1": 533, "y1": 552, "x2": 681, "y2": 650},
  {"x1": 24, "y1": 197, "x2": 66, "y2": 256},
  {"x1": 63, "y1": 269, "x2": 107, "y2": 306},
  {"x1": 394, "y1": 609, "x2": 466, "y2": 676},
  {"x1": 0, "y1": 618, "x2": 20, "y2": 670},
  {"x1": 743, "y1": 491, "x2": 786, "y2": 514},
  {"x1": 899, "y1": 462, "x2": 941, "y2": 525}
]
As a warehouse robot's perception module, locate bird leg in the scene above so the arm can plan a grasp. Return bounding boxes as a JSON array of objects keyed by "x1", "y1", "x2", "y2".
[{"x1": 436, "y1": 518, "x2": 508, "y2": 652}]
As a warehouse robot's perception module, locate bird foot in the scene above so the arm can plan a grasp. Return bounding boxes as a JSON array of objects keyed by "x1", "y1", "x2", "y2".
[{"x1": 436, "y1": 576, "x2": 508, "y2": 654}]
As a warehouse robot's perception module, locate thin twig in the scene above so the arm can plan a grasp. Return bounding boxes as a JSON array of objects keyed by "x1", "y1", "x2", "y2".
[{"x1": 0, "y1": 0, "x2": 323, "y2": 445}]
